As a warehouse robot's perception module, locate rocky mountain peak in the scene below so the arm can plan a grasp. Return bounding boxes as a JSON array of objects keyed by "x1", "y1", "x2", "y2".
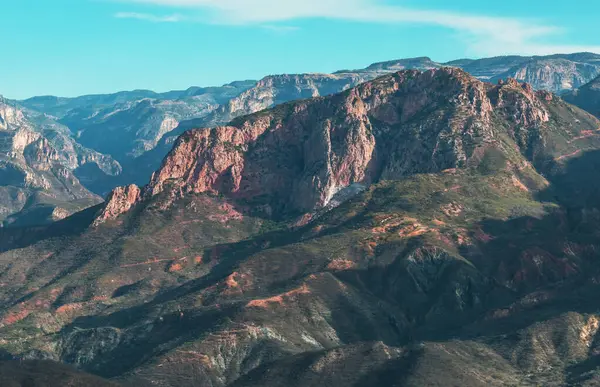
[{"x1": 95, "y1": 67, "x2": 592, "y2": 225}]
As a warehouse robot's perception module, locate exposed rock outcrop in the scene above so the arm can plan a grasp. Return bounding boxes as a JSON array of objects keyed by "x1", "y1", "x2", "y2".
[{"x1": 93, "y1": 184, "x2": 141, "y2": 226}]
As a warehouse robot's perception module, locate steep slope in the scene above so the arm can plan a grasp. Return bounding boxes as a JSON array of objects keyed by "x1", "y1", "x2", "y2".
[
  {"x1": 564, "y1": 75, "x2": 600, "y2": 118},
  {"x1": 2, "y1": 69, "x2": 600, "y2": 386},
  {"x1": 107, "y1": 71, "x2": 390, "y2": 190},
  {"x1": 0, "y1": 98, "x2": 121, "y2": 227}
]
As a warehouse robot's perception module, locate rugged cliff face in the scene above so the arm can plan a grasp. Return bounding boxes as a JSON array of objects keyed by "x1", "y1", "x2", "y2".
[
  {"x1": 137, "y1": 68, "x2": 597, "y2": 221},
  {"x1": 93, "y1": 184, "x2": 141, "y2": 226}
]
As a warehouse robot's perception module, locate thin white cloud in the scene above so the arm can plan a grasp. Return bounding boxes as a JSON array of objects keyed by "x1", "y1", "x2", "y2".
[
  {"x1": 115, "y1": 0, "x2": 600, "y2": 55},
  {"x1": 260, "y1": 25, "x2": 299, "y2": 33},
  {"x1": 115, "y1": 12, "x2": 184, "y2": 23}
]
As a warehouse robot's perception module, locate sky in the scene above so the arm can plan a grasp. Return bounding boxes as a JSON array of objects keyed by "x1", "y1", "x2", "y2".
[{"x1": 1, "y1": 0, "x2": 599, "y2": 99}]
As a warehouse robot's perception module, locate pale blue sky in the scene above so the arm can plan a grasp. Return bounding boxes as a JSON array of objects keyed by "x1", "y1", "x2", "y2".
[{"x1": 2, "y1": 0, "x2": 599, "y2": 99}]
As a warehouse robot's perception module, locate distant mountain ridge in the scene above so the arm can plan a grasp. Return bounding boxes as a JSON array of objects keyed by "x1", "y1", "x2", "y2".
[
  {"x1": 0, "y1": 98, "x2": 120, "y2": 227},
  {"x1": 564, "y1": 74, "x2": 600, "y2": 118},
  {"x1": 339, "y1": 52, "x2": 600, "y2": 92},
  {"x1": 21, "y1": 80, "x2": 257, "y2": 118}
]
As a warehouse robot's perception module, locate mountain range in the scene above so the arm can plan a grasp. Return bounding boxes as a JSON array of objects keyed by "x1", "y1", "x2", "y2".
[
  {"x1": 3, "y1": 64, "x2": 600, "y2": 386},
  {"x1": 2, "y1": 53, "x2": 600, "y2": 228}
]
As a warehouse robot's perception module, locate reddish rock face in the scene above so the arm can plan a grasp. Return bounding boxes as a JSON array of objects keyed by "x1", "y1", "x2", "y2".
[
  {"x1": 147, "y1": 95, "x2": 377, "y2": 214},
  {"x1": 93, "y1": 184, "x2": 141, "y2": 225},
  {"x1": 97, "y1": 68, "x2": 600, "y2": 222}
]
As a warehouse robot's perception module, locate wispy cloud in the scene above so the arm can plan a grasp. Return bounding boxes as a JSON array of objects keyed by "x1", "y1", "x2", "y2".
[
  {"x1": 115, "y1": 0, "x2": 600, "y2": 55},
  {"x1": 114, "y1": 11, "x2": 184, "y2": 23},
  {"x1": 260, "y1": 25, "x2": 299, "y2": 33}
]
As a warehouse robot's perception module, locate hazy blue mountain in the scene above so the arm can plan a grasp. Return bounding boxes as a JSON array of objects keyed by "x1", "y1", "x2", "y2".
[
  {"x1": 0, "y1": 97, "x2": 120, "y2": 227},
  {"x1": 564, "y1": 74, "x2": 600, "y2": 117}
]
